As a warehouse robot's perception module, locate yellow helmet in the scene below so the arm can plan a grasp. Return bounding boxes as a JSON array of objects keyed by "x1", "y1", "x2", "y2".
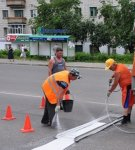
[{"x1": 105, "y1": 58, "x2": 115, "y2": 70}]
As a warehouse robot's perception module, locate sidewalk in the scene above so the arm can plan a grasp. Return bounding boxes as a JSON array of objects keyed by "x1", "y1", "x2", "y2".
[{"x1": 0, "y1": 58, "x2": 133, "y2": 69}]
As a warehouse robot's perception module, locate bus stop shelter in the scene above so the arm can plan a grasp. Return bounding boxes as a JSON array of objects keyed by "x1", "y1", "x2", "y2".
[{"x1": 29, "y1": 35, "x2": 75, "y2": 58}]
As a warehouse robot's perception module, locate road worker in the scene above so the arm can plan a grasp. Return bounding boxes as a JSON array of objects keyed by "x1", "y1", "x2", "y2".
[
  {"x1": 41, "y1": 68, "x2": 81, "y2": 126},
  {"x1": 105, "y1": 58, "x2": 134, "y2": 124}
]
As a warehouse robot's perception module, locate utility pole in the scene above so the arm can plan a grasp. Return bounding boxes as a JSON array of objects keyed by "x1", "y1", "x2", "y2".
[{"x1": 132, "y1": 19, "x2": 135, "y2": 95}]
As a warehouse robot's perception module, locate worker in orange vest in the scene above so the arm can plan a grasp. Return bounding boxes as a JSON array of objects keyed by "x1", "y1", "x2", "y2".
[
  {"x1": 105, "y1": 58, "x2": 134, "y2": 124},
  {"x1": 41, "y1": 68, "x2": 81, "y2": 126}
]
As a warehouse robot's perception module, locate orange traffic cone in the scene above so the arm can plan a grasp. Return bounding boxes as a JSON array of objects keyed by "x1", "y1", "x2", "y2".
[
  {"x1": 39, "y1": 96, "x2": 46, "y2": 109},
  {"x1": 20, "y1": 114, "x2": 34, "y2": 133},
  {"x1": 2, "y1": 105, "x2": 16, "y2": 120}
]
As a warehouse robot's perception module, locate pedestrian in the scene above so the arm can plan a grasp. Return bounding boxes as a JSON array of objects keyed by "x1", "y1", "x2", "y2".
[
  {"x1": 41, "y1": 68, "x2": 81, "y2": 126},
  {"x1": 48, "y1": 46, "x2": 67, "y2": 109},
  {"x1": 48, "y1": 47, "x2": 66, "y2": 76},
  {"x1": 105, "y1": 58, "x2": 134, "y2": 124},
  {"x1": 8, "y1": 45, "x2": 14, "y2": 62},
  {"x1": 20, "y1": 44, "x2": 27, "y2": 60}
]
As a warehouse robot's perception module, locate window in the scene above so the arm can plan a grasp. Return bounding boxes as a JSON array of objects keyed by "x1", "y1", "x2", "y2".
[
  {"x1": 30, "y1": 9, "x2": 37, "y2": 18},
  {"x1": 4, "y1": 27, "x2": 8, "y2": 36},
  {"x1": 14, "y1": 10, "x2": 23, "y2": 17},
  {"x1": 8, "y1": 25, "x2": 25, "y2": 34},
  {"x1": 90, "y1": 7, "x2": 97, "y2": 17},
  {"x1": 2, "y1": 10, "x2": 8, "y2": 19}
]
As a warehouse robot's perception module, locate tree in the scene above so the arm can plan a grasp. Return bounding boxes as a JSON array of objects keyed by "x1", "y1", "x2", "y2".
[
  {"x1": 87, "y1": 21, "x2": 111, "y2": 49},
  {"x1": 100, "y1": 0, "x2": 135, "y2": 53},
  {"x1": 31, "y1": 0, "x2": 85, "y2": 41}
]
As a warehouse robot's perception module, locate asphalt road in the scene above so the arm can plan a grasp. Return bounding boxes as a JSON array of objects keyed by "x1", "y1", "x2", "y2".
[{"x1": 0, "y1": 64, "x2": 135, "y2": 150}]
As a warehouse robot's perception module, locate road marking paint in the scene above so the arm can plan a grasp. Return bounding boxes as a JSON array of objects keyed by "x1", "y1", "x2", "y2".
[
  {"x1": 32, "y1": 138, "x2": 74, "y2": 150},
  {"x1": 32, "y1": 116, "x2": 108, "y2": 150},
  {"x1": 85, "y1": 100, "x2": 120, "y2": 106},
  {"x1": 56, "y1": 115, "x2": 108, "y2": 138},
  {"x1": 0, "y1": 91, "x2": 120, "y2": 106},
  {"x1": 0, "y1": 91, "x2": 41, "y2": 98},
  {"x1": 32, "y1": 114, "x2": 121, "y2": 150}
]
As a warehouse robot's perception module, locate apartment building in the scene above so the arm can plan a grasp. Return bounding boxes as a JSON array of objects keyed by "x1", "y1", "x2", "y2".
[
  {"x1": 0, "y1": 0, "x2": 121, "y2": 52},
  {"x1": 0, "y1": 0, "x2": 39, "y2": 38},
  {"x1": 0, "y1": 0, "x2": 119, "y2": 38}
]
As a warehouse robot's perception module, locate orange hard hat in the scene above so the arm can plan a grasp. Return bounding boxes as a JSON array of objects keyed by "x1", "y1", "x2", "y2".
[{"x1": 105, "y1": 58, "x2": 115, "y2": 70}]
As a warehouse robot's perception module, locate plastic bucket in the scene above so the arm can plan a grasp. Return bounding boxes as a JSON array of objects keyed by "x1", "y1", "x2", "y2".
[{"x1": 62, "y1": 100, "x2": 73, "y2": 112}]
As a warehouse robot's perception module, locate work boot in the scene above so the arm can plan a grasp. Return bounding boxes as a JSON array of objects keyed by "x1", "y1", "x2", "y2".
[
  {"x1": 127, "y1": 113, "x2": 131, "y2": 123},
  {"x1": 121, "y1": 116, "x2": 128, "y2": 125}
]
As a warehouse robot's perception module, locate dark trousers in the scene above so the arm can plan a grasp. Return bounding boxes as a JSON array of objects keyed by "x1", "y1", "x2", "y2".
[{"x1": 41, "y1": 96, "x2": 56, "y2": 125}]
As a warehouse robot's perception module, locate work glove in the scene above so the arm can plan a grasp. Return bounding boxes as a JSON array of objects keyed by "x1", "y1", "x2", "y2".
[
  {"x1": 55, "y1": 105, "x2": 60, "y2": 112},
  {"x1": 107, "y1": 91, "x2": 111, "y2": 97}
]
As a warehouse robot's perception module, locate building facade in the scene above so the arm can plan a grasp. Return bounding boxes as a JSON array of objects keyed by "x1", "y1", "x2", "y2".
[
  {"x1": 0, "y1": 0, "x2": 39, "y2": 38},
  {"x1": 0, "y1": 0, "x2": 119, "y2": 38},
  {"x1": 0, "y1": 0, "x2": 125, "y2": 53}
]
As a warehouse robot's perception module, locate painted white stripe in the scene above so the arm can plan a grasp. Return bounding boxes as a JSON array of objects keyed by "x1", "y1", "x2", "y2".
[
  {"x1": 62, "y1": 122, "x2": 105, "y2": 139},
  {"x1": 32, "y1": 115, "x2": 111, "y2": 150},
  {"x1": 0, "y1": 91, "x2": 120, "y2": 107},
  {"x1": 0, "y1": 91, "x2": 41, "y2": 98},
  {"x1": 32, "y1": 138, "x2": 74, "y2": 150},
  {"x1": 56, "y1": 115, "x2": 108, "y2": 138},
  {"x1": 85, "y1": 100, "x2": 120, "y2": 107},
  {"x1": 0, "y1": 91, "x2": 120, "y2": 106},
  {"x1": 32, "y1": 122, "x2": 105, "y2": 150}
]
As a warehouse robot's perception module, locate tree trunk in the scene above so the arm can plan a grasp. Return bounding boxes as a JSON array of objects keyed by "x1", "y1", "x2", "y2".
[{"x1": 107, "y1": 45, "x2": 110, "y2": 55}]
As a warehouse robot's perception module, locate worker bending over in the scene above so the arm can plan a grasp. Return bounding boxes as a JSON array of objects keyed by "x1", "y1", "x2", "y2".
[
  {"x1": 41, "y1": 68, "x2": 81, "y2": 126},
  {"x1": 105, "y1": 58, "x2": 134, "y2": 125}
]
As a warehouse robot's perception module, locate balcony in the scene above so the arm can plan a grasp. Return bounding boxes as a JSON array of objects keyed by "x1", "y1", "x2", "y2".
[
  {"x1": 7, "y1": 17, "x2": 27, "y2": 24},
  {"x1": 6, "y1": 0, "x2": 26, "y2": 8}
]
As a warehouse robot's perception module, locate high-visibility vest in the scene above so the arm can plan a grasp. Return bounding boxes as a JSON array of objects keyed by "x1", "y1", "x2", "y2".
[
  {"x1": 115, "y1": 64, "x2": 131, "y2": 88},
  {"x1": 42, "y1": 70, "x2": 70, "y2": 104}
]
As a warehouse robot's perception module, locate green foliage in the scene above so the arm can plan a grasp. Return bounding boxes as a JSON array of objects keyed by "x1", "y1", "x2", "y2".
[
  {"x1": 29, "y1": 55, "x2": 48, "y2": 60},
  {"x1": 0, "y1": 50, "x2": 8, "y2": 58},
  {"x1": 13, "y1": 49, "x2": 21, "y2": 57},
  {"x1": 31, "y1": 0, "x2": 89, "y2": 42},
  {"x1": 0, "y1": 50, "x2": 133, "y2": 64},
  {"x1": 34, "y1": 0, "x2": 81, "y2": 29},
  {"x1": 100, "y1": 0, "x2": 135, "y2": 49},
  {"x1": 75, "y1": 52, "x2": 90, "y2": 62},
  {"x1": 75, "y1": 52, "x2": 133, "y2": 63}
]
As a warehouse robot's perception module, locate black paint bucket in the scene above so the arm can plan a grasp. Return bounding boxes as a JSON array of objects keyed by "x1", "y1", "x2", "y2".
[{"x1": 62, "y1": 100, "x2": 73, "y2": 112}]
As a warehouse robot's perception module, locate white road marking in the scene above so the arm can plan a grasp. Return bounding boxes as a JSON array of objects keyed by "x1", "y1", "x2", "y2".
[
  {"x1": 56, "y1": 115, "x2": 108, "y2": 138},
  {"x1": 0, "y1": 91, "x2": 120, "y2": 106},
  {"x1": 85, "y1": 100, "x2": 120, "y2": 107},
  {"x1": 0, "y1": 91, "x2": 41, "y2": 98},
  {"x1": 32, "y1": 121, "x2": 106, "y2": 150},
  {"x1": 32, "y1": 138, "x2": 74, "y2": 150}
]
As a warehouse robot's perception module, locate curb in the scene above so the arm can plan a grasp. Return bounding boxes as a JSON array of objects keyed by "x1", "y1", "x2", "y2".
[{"x1": 0, "y1": 61, "x2": 105, "y2": 69}]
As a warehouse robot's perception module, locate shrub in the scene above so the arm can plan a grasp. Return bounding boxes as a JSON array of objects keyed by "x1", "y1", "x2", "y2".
[{"x1": 75, "y1": 52, "x2": 134, "y2": 64}]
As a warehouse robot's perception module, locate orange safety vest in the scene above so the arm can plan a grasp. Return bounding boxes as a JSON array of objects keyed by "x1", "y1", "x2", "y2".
[
  {"x1": 115, "y1": 64, "x2": 131, "y2": 88},
  {"x1": 42, "y1": 70, "x2": 70, "y2": 104}
]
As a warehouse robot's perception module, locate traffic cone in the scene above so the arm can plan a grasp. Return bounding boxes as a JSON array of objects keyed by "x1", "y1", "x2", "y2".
[
  {"x1": 39, "y1": 96, "x2": 45, "y2": 109},
  {"x1": 2, "y1": 105, "x2": 16, "y2": 120},
  {"x1": 20, "y1": 114, "x2": 34, "y2": 133}
]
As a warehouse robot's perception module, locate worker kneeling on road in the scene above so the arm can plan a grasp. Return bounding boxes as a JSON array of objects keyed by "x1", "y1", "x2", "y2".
[
  {"x1": 105, "y1": 58, "x2": 134, "y2": 125},
  {"x1": 41, "y1": 68, "x2": 81, "y2": 126}
]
